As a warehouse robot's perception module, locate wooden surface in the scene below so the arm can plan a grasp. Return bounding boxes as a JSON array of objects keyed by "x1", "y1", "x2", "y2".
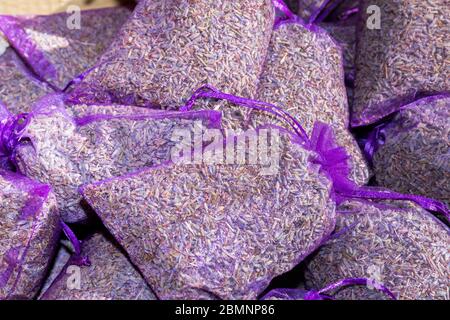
[{"x1": 0, "y1": 0, "x2": 134, "y2": 15}]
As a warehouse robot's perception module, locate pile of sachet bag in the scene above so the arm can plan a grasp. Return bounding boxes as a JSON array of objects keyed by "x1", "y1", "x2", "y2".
[{"x1": 0, "y1": 0, "x2": 448, "y2": 300}]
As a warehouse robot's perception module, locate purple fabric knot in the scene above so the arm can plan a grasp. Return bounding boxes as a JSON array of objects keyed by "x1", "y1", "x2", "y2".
[
  {"x1": 0, "y1": 113, "x2": 31, "y2": 164},
  {"x1": 308, "y1": 122, "x2": 450, "y2": 220},
  {"x1": 309, "y1": 122, "x2": 354, "y2": 197},
  {"x1": 0, "y1": 15, "x2": 59, "y2": 89}
]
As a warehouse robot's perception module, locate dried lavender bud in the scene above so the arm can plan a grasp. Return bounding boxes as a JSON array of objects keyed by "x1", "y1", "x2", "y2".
[
  {"x1": 0, "y1": 169, "x2": 60, "y2": 299},
  {"x1": 251, "y1": 21, "x2": 369, "y2": 185},
  {"x1": 352, "y1": 0, "x2": 450, "y2": 126},
  {"x1": 0, "y1": 7, "x2": 131, "y2": 90},
  {"x1": 13, "y1": 96, "x2": 221, "y2": 223},
  {"x1": 373, "y1": 96, "x2": 450, "y2": 207},
  {"x1": 305, "y1": 200, "x2": 450, "y2": 300},
  {"x1": 40, "y1": 233, "x2": 157, "y2": 300},
  {"x1": 67, "y1": 0, "x2": 275, "y2": 113},
  {"x1": 0, "y1": 46, "x2": 54, "y2": 114},
  {"x1": 80, "y1": 128, "x2": 336, "y2": 300}
]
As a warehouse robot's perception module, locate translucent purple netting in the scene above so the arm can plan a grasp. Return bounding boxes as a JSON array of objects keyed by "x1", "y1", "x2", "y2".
[
  {"x1": 362, "y1": 94, "x2": 450, "y2": 167},
  {"x1": 181, "y1": 84, "x2": 449, "y2": 220},
  {"x1": 0, "y1": 15, "x2": 59, "y2": 91},
  {"x1": 0, "y1": 169, "x2": 59, "y2": 299},
  {"x1": 0, "y1": 113, "x2": 30, "y2": 170},
  {"x1": 273, "y1": 0, "x2": 354, "y2": 92}
]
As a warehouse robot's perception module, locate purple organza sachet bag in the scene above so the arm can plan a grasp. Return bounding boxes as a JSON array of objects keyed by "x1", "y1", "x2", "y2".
[
  {"x1": 0, "y1": 7, "x2": 131, "y2": 91},
  {"x1": 319, "y1": 18, "x2": 356, "y2": 88},
  {"x1": 80, "y1": 86, "x2": 449, "y2": 300},
  {"x1": 0, "y1": 36, "x2": 54, "y2": 114},
  {"x1": 66, "y1": 0, "x2": 275, "y2": 111},
  {"x1": 5, "y1": 94, "x2": 222, "y2": 223},
  {"x1": 40, "y1": 233, "x2": 157, "y2": 300},
  {"x1": 0, "y1": 169, "x2": 60, "y2": 299},
  {"x1": 304, "y1": 199, "x2": 449, "y2": 300},
  {"x1": 246, "y1": 7, "x2": 369, "y2": 185},
  {"x1": 369, "y1": 95, "x2": 450, "y2": 207},
  {"x1": 352, "y1": 0, "x2": 449, "y2": 127},
  {"x1": 80, "y1": 126, "x2": 337, "y2": 300}
]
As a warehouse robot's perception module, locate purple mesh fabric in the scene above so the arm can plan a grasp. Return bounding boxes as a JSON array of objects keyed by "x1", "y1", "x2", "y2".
[
  {"x1": 371, "y1": 95, "x2": 450, "y2": 207},
  {"x1": 78, "y1": 85, "x2": 449, "y2": 300},
  {"x1": 0, "y1": 45, "x2": 55, "y2": 114},
  {"x1": 253, "y1": 15, "x2": 368, "y2": 185},
  {"x1": 79, "y1": 126, "x2": 337, "y2": 300},
  {"x1": 0, "y1": 169, "x2": 60, "y2": 299},
  {"x1": 66, "y1": 0, "x2": 275, "y2": 108},
  {"x1": 40, "y1": 233, "x2": 157, "y2": 300},
  {"x1": 352, "y1": 0, "x2": 450, "y2": 127},
  {"x1": 0, "y1": 7, "x2": 131, "y2": 90},
  {"x1": 8, "y1": 94, "x2": 222, "y2": 223},
  {"x1": 320, "y1": 20, "x2": 356, "y2": 88},
  {"x1": 175, "y1": 85, "x2": 449, "y2": 219},
  {"x1": 305, "y1": 199, "x2": 449, "y2": 300}
]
